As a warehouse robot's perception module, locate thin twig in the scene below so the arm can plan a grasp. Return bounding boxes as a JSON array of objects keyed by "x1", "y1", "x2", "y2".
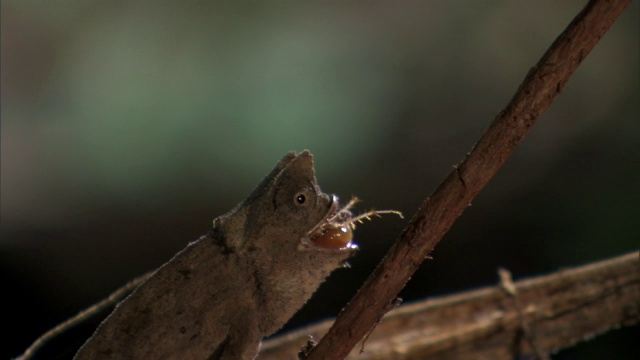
[
  {"x1": 14, "y1": 271, "x2": 153, "y2": 360},
  {"x1": 304, "y1": 0, "x2": 633, "y2": 358}
]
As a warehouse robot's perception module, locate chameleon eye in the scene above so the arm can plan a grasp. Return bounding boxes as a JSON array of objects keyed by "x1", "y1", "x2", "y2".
[{"x1": 295, "y1": 193, "x2": 306, "y2": 205}]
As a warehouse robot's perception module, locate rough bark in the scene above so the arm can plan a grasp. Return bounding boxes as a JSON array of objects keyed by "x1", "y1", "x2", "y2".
[
  {"x1": 260, "y1": 252, "x2": 640, "y2": 359},
  {"x1": 303, "y1": 0, "x2": 634, "y2": 358}
]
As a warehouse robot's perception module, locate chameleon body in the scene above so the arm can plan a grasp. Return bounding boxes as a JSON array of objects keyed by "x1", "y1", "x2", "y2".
[{"x1": 74, "y1": 151, "x2": 356, "y2": 360}]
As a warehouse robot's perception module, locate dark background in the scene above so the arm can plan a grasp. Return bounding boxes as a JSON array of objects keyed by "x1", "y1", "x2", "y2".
[{"x1": 2, "y1": 1, "x2": 638, "y2": 359}]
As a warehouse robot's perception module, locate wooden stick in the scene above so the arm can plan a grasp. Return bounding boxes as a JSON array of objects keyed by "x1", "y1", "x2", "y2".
[
  {"x1": 261, "y1": 252, "x2": 640, "y2": 359},
  {"x1": 304, "y1": 0, "x2": 633, "y2": 358}
]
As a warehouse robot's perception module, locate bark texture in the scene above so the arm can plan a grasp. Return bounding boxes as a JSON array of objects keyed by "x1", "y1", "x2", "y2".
[{"x1": 261, "y1": 252, "x2": 640, "y2": 359}]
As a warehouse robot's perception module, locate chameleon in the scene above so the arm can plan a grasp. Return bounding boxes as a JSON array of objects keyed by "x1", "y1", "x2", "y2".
[{"x1": 73, "y1": 151, "x2": 400, "y2": 360}]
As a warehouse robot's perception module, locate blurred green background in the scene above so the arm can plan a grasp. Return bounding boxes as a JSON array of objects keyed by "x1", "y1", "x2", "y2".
[{"x1": 2, "y1": 1, "x2": 638, "y2": 359}]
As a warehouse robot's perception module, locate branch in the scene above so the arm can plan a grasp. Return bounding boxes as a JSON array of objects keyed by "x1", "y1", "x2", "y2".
[
  {"x1": 260, "y1": 252, "x2": 640, "y2": 359},
  {"x1": 304, "y1": 0, "x2": 633, "y2": 358}
]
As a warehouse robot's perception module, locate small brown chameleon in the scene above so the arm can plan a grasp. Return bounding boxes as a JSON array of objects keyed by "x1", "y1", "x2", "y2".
[{"x1": 73, "y1": 151, "x2": 400, "y2": 360}]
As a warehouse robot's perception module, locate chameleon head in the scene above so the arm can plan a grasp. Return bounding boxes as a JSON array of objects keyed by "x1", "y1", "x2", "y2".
[
  {"x1": 219, "y1": 151, "x2": 399, "y2": 257},
  {"x1": 236, "y1": 151, "x2": 357, "y2": 256},
  {"x1": 213, "y1": 151, "x2": 399, "y2": 337}
]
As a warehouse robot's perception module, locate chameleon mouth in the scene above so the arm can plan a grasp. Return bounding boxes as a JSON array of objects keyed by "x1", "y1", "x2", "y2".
[
  {"x1": 303, "y1": 196, "x2": 357, "y2": 251},
  {"x1": 301, "y1": 196, "x2": 402, "y2": 251}
]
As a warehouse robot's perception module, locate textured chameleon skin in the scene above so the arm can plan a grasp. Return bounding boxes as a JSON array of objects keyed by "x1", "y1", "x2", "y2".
[{"x1": 73, "y1": 151, "x2": 356, "y2": 360}]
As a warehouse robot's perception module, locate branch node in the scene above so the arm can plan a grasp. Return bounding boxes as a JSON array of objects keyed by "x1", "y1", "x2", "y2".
[
  {"x1": 454, "y1": 164, "x2": 467, "y2": 190},
  {"x1": 498, "y1": 267, "x2": 549, "y2": 360},
  {"x1": 498, "y1": 267, "x2": 517, "y2": 296},
  {"x1": 297, "y1": 335, "x2": 317, "y2": 360}
]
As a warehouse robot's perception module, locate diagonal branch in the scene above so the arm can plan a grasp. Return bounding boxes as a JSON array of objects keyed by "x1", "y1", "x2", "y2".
[
  {"x1": 261, "y1": 252, "x2": 640, "y2": 359},
  {"x1": 304, "y1": 0, "x2": 633, "y2": 358}
]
